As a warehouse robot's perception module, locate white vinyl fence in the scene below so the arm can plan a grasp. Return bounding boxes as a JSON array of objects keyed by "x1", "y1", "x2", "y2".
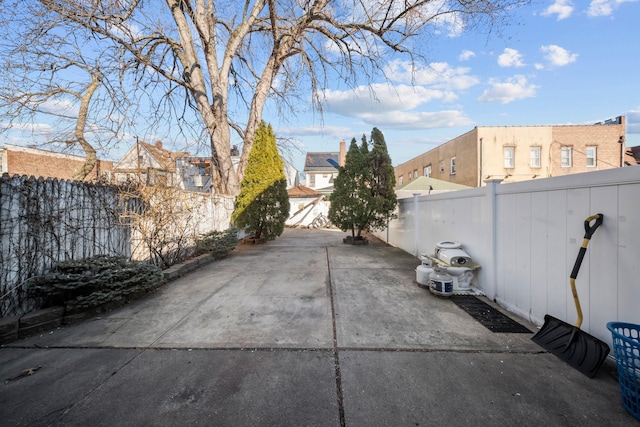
[
  {"x1": 375, "y1": 166, "x2": 640, "y2": 347},
  {"x1": 286, "y1": 196, "x2": 330, "y2": 228}
]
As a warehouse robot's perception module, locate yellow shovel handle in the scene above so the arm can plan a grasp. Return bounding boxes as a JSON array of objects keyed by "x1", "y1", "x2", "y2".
[
  {"x1": 570, "y1": 214, "x2": 603, "y2": 328},
  {"x1": 570, "y1": 277, "x2": 583, "y2": 329}
]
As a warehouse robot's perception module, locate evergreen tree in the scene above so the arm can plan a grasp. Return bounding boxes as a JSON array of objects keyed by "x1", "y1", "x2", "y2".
[
  {"x1": 368, "y1": 127, "x2": 398, "y2": 230},
  {"x1": 328, "y1": 128, "x2": 397, "y2": 239},
  {"x1": 231, "y1": 122, "x2": 290, "y2": 240},
  {"x1": 329, "y1": 138, "x2": 370, "y2": 237},
  {"x1": 360, "y1": 133, "x2": 369, "y2": 155}
]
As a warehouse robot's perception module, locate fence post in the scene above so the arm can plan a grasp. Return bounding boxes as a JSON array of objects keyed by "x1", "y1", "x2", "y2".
[
  {"x1": 413, "y1": 193, "x2": 420, "y2": 257},
  {"x1": 483, "y1": 179, "x2": 503, "y2": 299}
]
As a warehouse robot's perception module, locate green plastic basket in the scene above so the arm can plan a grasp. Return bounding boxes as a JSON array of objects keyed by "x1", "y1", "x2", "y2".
[{"x1": 607, "y1": 322, "x2": 640, "y2": 421}]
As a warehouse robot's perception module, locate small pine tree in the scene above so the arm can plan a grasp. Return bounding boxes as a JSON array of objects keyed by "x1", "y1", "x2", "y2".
[{"x1": 231, "y1": 122, "x2": 290, "y2": 240}]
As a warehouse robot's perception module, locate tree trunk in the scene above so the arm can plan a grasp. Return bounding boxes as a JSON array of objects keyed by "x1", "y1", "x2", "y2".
[
  {"x1": 73, "y1": 72, "x2": 100, "y2": 181},
  {"x1": 168, "y1": 0, "x2": 241, "y2": 195}
]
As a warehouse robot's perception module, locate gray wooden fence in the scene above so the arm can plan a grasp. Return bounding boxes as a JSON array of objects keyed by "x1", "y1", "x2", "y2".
[{"x1": 0, "y1": 174, "x2": 135, "y2": 317}]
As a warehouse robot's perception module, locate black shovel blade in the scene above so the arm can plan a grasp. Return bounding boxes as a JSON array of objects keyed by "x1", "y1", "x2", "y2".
[{"x1": 532, "y1": 314, "x2": 610, "y2": 378}]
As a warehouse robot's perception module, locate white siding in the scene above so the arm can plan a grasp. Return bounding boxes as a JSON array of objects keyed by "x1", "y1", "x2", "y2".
[{"x1": 375, "y1": 166, "x2": 640, "y2": 348}]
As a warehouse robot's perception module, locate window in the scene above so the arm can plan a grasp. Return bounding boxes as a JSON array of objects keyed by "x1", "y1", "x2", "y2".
[
  {"x1": 530, "y1": 147, "x2": 541, "y2": 168},
  {"x1": 423, "y1": 165, "x2": 431, "y2": 177},
  {"x1": 450, "y1": 157, "x2": 456, "y2": 175},
  {"x1": 439, "y1": 160, "x2": 444, "y2": 173},
  {"x1": 398, "y1": 176, "x2": 403, "y2": 185},
  {"x1": 0, "y1": 154, "x2": 3, "y2": 174},
  {"x1": 413, "y1": 170, "x2": 418, "y2": 179},
  {"x1": 504, "y1": 147, "x2": 515, "y2": 169},
  {"x1": 586, "y1": 146, "x2": 597, "y2": 167},
  {"x1": 309, "y1": 174, "x2": 316, "y2": 187},
  {"x1": 561, "y1": 146, "x2": 572, "y2": 167}
]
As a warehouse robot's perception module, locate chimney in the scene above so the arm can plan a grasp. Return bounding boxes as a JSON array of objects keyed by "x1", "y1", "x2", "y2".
[
  {"x1": 155, "y1": 140, "x2": 163, "y2": 150},
  {"x1": 339, "y1": 140, "x2": 346, "y2": 166}
]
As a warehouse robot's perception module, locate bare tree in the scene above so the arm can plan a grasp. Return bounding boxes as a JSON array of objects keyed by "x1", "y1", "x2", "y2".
[
  {"x1": 3, "y1": 0, "x2": 529, "y2": 194},
  {"x1": 0, "y1": 3, "x2": 134, "y2": 181}
]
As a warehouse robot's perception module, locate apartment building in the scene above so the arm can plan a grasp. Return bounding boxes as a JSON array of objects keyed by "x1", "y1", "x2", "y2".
[
  {"x1": 0, "y1": 144, "x2": 113, "y2": 182},
  {"x1": 395, "y1": 116, "x2": 627, "y2": 187}
]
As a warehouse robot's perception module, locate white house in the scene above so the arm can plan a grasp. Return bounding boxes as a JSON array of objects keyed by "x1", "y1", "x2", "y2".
[
  {"x1": 303, "y1": 141, "x2": 346, "y2": 195},
  {"x1": 109, "y1": 140, "x2": 188, "y2": 187},
  {"x1": 286, "y1": 185, "x2": 328, "y2": 227}
]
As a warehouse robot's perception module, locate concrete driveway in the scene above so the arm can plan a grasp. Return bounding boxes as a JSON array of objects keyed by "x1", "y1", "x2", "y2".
[{"x1": 1, "y1": 228, "x2": 636, "y2": 426}]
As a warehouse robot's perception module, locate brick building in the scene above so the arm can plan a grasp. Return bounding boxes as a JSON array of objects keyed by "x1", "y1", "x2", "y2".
[
  {"x1": 0, "y1": 144, "x2": 113, "y2": 181},
  {"x1": 395, "y1": 116, "x2": 627, "y2": 187}
]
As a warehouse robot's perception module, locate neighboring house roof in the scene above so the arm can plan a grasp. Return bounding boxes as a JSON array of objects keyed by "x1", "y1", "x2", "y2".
[
  {"x1": 315, "y1": 185, "x2": 335, "y2": 195},
  {"x1": 396, "y1": 176, "x2": 470, "y2": 196},
  {"x1": 139, "y1": 141, "x2": 189, "y2": 170},
  {"x1": 625, "y1": 146, "x2": 640, "y2": 166},
  {"x1": 287, "y1": 185, "x2": 321, "y2": 197},
  {"x1": 113, "y1": 140, "x2": 189, "y2": 172},
  {"x1": 304, "y1": 152, "x2": 340, "y2": 172}
]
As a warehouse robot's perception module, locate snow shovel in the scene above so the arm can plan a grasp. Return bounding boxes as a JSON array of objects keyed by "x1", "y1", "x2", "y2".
[{"x1": 531, "y1": 213, "x2": 610, "y2": 378}]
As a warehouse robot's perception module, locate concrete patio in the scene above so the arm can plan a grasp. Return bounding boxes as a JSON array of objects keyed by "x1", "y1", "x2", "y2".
[{"x1": 0, "y1": 228, "x2": 636, "y2": 426}]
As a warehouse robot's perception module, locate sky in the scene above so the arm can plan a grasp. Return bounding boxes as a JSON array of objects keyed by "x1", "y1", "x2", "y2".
[
  {"x1": 268, "y1": 0, "x2": 640, "y2": 172},
  {"x1": 2, "y1": 0, "x2": 639, "y2": 175}
]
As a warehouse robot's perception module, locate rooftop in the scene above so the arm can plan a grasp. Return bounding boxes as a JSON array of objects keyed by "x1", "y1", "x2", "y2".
[{"x1": 304, "y1": 152, "x2": 340, "y2": 172}]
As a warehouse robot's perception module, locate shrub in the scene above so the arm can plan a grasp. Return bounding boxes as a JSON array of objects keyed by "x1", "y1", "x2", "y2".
[
  {"x1": 28, "y1": 255, "x2": 164, "y2": 313},
  {"x1": 232, "y1": 122, "x2": 290, "y2": 240},
  {"x1": 195, "y1": 227, "x2": 239, "y2": 258}
]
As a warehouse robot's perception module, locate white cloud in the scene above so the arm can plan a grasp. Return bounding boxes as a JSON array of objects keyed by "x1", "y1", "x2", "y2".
[
  {"x1": 416, "y1": 0, "x2": 466, "y2": 37},
  {"x1": 459, "y1": 50, "x2": 476, "y2": 61},
  {"x1": 278, "y1": 125, "x2": 352, "y2": 139},
  {"x1": 110, "y1": 21, "x2": 143, "y2": 39},
  {"x1": 323, "y1": 83, "x2": 445, "y2": 116},
  {"x1": 477, "y1": 75, "x2": 538, "y2": 104},
  {"x1": 587, "y1": 0, "x2": 637, "y2": 17},
  {"x1": 626, "y1": 108, "x2": 640, "y2": 134},
  {"x1": 384, "y1": 60, "x2": 479, "y2": 90},
  {"x1": 319, "y1": 82, "x2": 473, "y2": 130},
  {"x1": 497, "y1": 48, "x2": 525, "y2": 67},
  {"x1": 539, "y1": 44, "x2": 578, "y2": 67},
  {"x1": 542, "y1": 0, "x2": 575, "y2": 20},
  {"x1": 39, "y1": 98, "x2": 80, "y2": 116},
  {"x1": 357, "y1": 110, "x2": 474, "y2": 130},
  {"x1": 0, "y1": 122, "x2": 52, "y2": 133}
]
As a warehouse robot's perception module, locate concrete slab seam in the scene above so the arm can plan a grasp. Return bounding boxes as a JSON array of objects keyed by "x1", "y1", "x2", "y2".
[
  {"x1": 3, "y1": 344, "x2": 547, "y2": 355},
  {"x1": 326, "y1": 246, "x2": 346, "y2": 427},
  {"x1": 52, "y1": 348, "x2": 146, "y2": 425}
]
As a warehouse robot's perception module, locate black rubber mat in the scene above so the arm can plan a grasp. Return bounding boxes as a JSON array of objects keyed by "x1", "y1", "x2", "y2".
[{"x1": 450, "y1": 295, "x2": 532, "y2": 333}]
